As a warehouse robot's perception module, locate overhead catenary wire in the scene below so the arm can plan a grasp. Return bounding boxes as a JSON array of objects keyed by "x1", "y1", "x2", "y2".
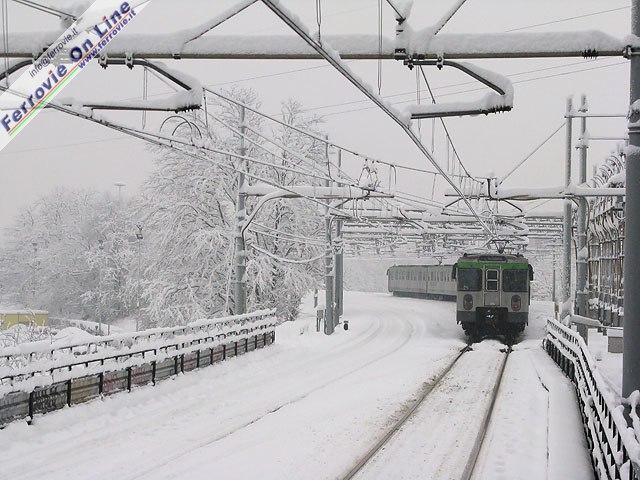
[
  {"x1": 209, "y1": 87, "x2": 469, "y2": 185},
  {"x1": 0, "y1": 88, "x2": 496, "y2": 256},
  {"x1": 295, "y1": 59, "x2": 621, "y2": 115},
  {"x1": 431, "y1": 0, "x2": 469, "y2": 35},
  {"x1": 322, "y1": 61, "x2": 628, "y2": 118},
  {"x1": 10, "y1": 0, "x2": 75, "y2": 19},
  {"x1": 190, "y1": 5, "x2": 631, "y2": 91},
  {"x1": 505, "y1": 5, "x2": 630, "y2": 32},
  {"x1": 203, "y1": 108, "x2": 335, "y2": 182},
  {"x1": 498, "y1": 121, "x2": 566, "y2": 185},
  {"x1": 419, "y1": 66, "x2": 474, "y2": 180}
]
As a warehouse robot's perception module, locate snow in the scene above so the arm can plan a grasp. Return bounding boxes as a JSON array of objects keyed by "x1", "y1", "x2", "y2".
[
  {"x1": 397, "y1": 30, "x2": 624, "y2": 57},
  {"x1": 405, "y1": 61, "x2": 514, "y2": 119},
  {"x1": 588, "y1": 328, "x2": 622, "y2": 395},
  {"x1": 472, "y1": 348, "x2": 593, "y2": 480},
  {"x1": 0, "y1": 293, "x2": 591, "y2": 480},
  {"x1": 50, "y1": 327, "x2": 96, "y2": 345}
]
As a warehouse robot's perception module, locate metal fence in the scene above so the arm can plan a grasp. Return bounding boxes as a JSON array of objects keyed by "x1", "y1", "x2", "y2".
[
  {"x1": 545, "y1": 317, "x2": 638, "y2": 480},
  {"x1": 0, "y1": 309, "x2": 275, "y2": 367},
  {"x1": 1, "y1": 313, "x2": 276, "y2": 427},
  {"x1": 586, "y1": 152, "x2": 625, "y2": 327}
]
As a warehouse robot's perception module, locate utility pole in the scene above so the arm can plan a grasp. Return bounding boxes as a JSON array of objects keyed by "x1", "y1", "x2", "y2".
[
  {"x1": 576, "y1": 94, "x2": 589, "y2": 319},
  {"x1": 561, "y1": 96, "x2": 573, "y2": 322},
  {"x1": 324, "y1": 137, "x2": 335, "y2": 335},
  {"x1": 623, "y1": 0, "x2": 640, "y2": 397},
  {"x1": 233, "y1": 105, "x2": 248, "y2": 315},
  {"x1": 335, "y1": 149, "x2": 344, "y2": 320}
]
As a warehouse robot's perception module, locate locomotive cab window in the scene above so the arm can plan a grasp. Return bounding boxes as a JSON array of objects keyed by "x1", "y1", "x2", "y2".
[
  {"x1": 486, "y1": 269, "x2": 499, "y2": 291},
  {"x1": 457, "y1": 268, "x2": 482, "y2": 291},
  {"x1": 503, "y1": 269, "x2": 528, "y2": 292}
]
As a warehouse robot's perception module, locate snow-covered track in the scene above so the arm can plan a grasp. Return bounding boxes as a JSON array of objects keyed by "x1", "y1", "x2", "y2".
[
  {"x1": 460, "y1": 347, "x2": 510, "y2": 480},
  {"x1": 342, "y1": 341, "x2": 510, "y2": 480},
  {"x1": 340, "y1": 343, "x2": 472, "y2": 480}
]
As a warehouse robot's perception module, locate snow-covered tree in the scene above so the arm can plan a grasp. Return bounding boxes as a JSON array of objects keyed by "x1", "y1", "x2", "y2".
[
  {"x1": 0, "y1": 188, "x2": 140, "y2": 322},
  {"x1": 140, "y1": 90, "x2": 324, "y2": 325}
]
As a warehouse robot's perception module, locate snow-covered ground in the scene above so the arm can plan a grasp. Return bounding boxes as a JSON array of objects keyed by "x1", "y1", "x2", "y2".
[
  {"x1": 0, "y1": 292, "x2": 591, "y2": 480},
  {"x1": 587, "y1": 328, "x2": 623, "y2": 395}
]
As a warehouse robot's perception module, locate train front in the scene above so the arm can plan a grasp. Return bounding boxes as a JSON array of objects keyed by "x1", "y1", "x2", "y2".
[{"x1": 453, "y1": 254, "x2": 533, "y2": 338}]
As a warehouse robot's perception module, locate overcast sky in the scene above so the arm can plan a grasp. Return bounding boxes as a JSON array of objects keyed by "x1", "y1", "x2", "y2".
[{"x1": 0, "y1": 0, "x2": 630, "y2": 228}]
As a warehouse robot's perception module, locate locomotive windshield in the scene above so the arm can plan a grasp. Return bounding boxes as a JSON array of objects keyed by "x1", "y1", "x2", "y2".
[
  {"x1": 457, "y1": 268, "x2": 482, "y2": 291},
  {"x1": 502, "y1": 269, "x2": 528, "y2": 292}
]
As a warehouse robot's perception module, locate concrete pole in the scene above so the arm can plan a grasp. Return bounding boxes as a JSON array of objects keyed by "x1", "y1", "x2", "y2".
[
  {"x1": 576, "y1": 95, "x2": 589, "y2": 318},
  {"x1": 335, "y1": 149, "x2": 344, "y2": 320},
  {"x1": 623, "y1": 0, "x2": 640, "y2": 397},
  {"x1": 561, "y1": 96, "x2": 574, "y2": 321},
  {"x1": 233, "y1": 105, "x2": 247, "y2": 315},
  {"x1": 335, "y1": 220, "x2": 344, "y2": 319},
  {"x1": 552, "y1": 252, "x2": 557, "y2": 304},
  {"x1": 324, "y1": 137, "x2": 335, "y2": 334}
]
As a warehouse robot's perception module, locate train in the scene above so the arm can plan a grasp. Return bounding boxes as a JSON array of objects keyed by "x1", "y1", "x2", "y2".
[{"x1": 387, "y1": 253, "x2": 533, "y2": 339}]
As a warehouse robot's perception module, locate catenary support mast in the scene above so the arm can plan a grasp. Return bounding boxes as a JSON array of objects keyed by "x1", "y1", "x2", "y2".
[
  {"x1": 576, "y1": 95, "x2": 589, "y2": 318},
  {"x1": 623, "y1": 0, "x2": 640, "y2": 397},
  {"x1": 324, "y1": 137, "x2": 335, "y2": 334},
  {"x1": 562, "y1": 96, "x2": 574, "y2": 320},
  {"x1": 233, "y1": 105, "x2": 248, "y2": 315}
]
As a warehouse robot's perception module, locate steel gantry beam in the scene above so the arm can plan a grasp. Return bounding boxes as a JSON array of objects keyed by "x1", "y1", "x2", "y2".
[{"x1": 1, "y1": 32, "x2": 627, "y2": 60}]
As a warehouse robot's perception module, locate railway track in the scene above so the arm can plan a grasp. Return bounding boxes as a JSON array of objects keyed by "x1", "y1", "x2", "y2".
[{"x1": 341, "y1": 340, "x2": 511, "y2": 480}]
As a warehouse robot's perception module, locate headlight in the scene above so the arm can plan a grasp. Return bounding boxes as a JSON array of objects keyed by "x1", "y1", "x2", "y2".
[
  {"x1": 463, "y1": 294, "x2": 473, "y2": 311},
  {"x1": 511, "y1": 295, "x2": 522, "y2": 312}
]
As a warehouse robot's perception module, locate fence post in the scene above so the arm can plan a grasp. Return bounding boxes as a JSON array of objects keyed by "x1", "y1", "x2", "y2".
[
  {"x1": 127, "y1": 367, "x2": 132, "y2": 391},
  {"x1": 28, "y1": 391, "x2": 34, "y2": 423}
]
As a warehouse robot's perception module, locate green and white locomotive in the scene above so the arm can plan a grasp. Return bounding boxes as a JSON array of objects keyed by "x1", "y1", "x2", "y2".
[
  {"x1": 452, "y1": 253, "x2": 533, "y2": 338},
  {"x1": 387, "y1": 252, "x2": 533, "y2": 339}
]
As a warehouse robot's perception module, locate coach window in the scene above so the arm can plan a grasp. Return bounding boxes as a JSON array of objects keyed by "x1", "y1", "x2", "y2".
[
  {"x1": 503, "y1": 269, "x2": 528, "y2": 292},
  {"x1": 486, "y1": 269, "x2": 499, "y2": 291},
  {"x1": 457, "y1": 268, "x2": 482, "y2": 291}
]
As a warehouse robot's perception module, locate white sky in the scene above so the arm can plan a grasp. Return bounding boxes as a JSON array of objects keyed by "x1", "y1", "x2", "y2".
[{"x1": 0, "y1": 0, "x2": 631, "y2": 227}]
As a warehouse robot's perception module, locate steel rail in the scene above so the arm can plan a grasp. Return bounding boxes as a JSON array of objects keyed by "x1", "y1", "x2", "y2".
[{"x1": 460, "y1": 347, "x2": 511, "y2": 480}]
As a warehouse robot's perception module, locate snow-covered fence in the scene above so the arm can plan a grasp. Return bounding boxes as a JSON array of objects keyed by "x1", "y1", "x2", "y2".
[
  {"x1": 0, "y1": 310, "x2": 277, "y2": 427},
  {"x1": 545, "y1": 318, "x2": 639, "y2": 480},
  {"x1": 0, "y1": 309, "x2": 275, "y2": 370}
]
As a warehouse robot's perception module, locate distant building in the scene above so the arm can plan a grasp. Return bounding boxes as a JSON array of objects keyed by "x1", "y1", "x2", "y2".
[{"x1": 0, "y1": 310, "x2": 48, "y2": 329}]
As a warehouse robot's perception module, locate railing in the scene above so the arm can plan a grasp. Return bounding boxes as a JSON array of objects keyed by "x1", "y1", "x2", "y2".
[
  {"x1": 0, "y1": 309, "x2": 275, "y2": 368},
  {"x1": 545, "y1": 317, "x2": 639, "y2": 480},
  {"x1": 0, "y1": 310, "x2": 277, "y2": 427}
]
